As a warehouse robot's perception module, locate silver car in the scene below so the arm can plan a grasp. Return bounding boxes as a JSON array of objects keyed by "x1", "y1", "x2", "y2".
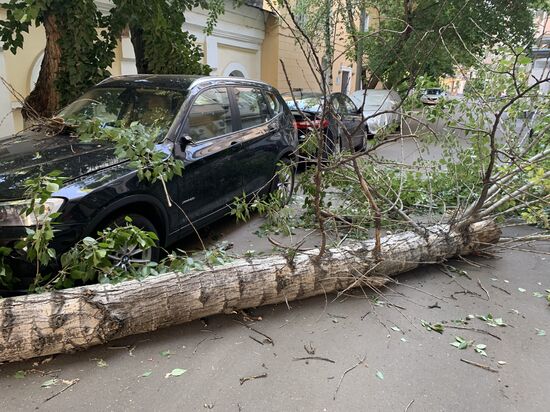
[
  {"x1": 349, "y1": 89, "x2": 402, "y2": 136},
  {"x1": 420, "y1": 88, "x2": 447, "y2": 105}
]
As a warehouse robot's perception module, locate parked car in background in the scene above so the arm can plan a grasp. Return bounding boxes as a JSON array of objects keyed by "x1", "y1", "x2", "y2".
[
  {"x1": 420, "y1": 88, "x2": 447, "y2": 105},
  {"x1": 0, "y1": 75, "x2": 297, "y2": 290},
  {"x1": 282, "y1": 91, "x2": 367, "y2": 154},
  {"x1": 348, "y1": 89, "x2": 402, "y2": 136}
]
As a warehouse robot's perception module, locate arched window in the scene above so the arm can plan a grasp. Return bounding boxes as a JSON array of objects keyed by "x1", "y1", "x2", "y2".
[
  {"x1": 229, "y1": 70, "x2": 245, "y2": 78},
  {"x1": 222, "y1": 63, "x2": 249, "y2": 78}
]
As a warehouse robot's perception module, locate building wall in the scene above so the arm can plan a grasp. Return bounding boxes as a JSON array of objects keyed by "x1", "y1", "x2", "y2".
[
  {"x1": 261, "y1": 2, "x2": 363, "y2": 95},
  {"x1": 182, "y1": 0, "x2": 265, "y2": 78},
  {"x1": 0, "y1": 8, "x2": 46, "y2": 134},
  {"x1": 0, "y1": 0, "x2": 365, "y2": 136}
]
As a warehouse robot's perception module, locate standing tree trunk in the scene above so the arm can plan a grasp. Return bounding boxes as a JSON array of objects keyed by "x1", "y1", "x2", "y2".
[
  {"x1": 129, "y1": 25, "x2": 148, "y2": 74},
  {"x1": 23, "y1": 13, "x2": 61, "y2": 120},
  {"x1": 0, "y1": 220, "x2": 500, "y2": 363}
]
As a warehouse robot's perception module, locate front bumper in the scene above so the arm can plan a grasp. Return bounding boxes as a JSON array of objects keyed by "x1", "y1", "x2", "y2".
[{"x1": 0, "y1": 222, "x2": 86, "y2": 293}]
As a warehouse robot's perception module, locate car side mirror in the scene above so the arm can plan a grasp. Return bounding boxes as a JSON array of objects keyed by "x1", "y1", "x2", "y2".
[{"x1": 180, "y1": 134, "x2": 193, "y2": 149}]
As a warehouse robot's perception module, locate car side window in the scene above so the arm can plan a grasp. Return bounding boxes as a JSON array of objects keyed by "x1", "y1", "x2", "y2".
[
  {"x1": 264, "y1": 91, "x2": 282, "y2": 117},
  {"x1": 187, "y1": 88, "x2": 232, "y2": 141},
  {"x1": 235, "y1": 87, "x2": 271, "y2": 129},
  {"x1": 340, "y1": 95, "x2": 358, "y2": 114}
]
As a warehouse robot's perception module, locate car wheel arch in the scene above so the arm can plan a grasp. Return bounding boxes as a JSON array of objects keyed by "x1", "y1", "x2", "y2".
[{"x1": 84, "y1": 195, "x2": 169, "y2": 246}]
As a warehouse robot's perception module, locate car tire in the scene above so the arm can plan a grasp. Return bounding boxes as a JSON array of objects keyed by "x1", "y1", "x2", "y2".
[
  {"x1": 270, "y1": 158, "x2": 295, "y2": 205},
  {"x1": 101, "y1": 213, "x2": 160, "y2": 268}
]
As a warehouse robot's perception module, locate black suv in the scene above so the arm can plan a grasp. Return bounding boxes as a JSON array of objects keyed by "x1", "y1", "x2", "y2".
[{"x1": 0, "y1": 75, "x2": 297, "y2": 286}]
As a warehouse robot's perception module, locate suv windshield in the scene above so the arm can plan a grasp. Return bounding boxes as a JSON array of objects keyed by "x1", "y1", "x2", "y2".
[{"x1": 58, "y1": 87, "x2": 187, "y2": 131}]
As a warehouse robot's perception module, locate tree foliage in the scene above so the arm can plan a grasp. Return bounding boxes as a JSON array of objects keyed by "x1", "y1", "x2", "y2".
[
  {"x1": 109, "y1": 0, "x2": 226, "y2": 75},
  {"x1": 0, "y1": 0, "x2": 227, "y2": 117},
  {"x1": 359, "y1": 0, "x2": 540, "y2": 88},
  {"x1": 0, "y1": 0, "x2": 115, "y2": 116}
]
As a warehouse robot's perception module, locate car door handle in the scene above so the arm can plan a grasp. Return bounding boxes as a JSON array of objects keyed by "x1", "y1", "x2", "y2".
[{"x1": 230, "y1": 141, "x2": 239, "y2": 146}]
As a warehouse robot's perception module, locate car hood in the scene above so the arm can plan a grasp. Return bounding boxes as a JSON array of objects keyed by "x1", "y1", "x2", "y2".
[{"x1": 0, "y1": 130, "x2": 121, "y2": 200}]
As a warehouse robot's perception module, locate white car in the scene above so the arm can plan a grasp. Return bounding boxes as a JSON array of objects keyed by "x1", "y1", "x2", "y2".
[
  {"x1": 420, "y1": 88, "x2": 447, "y2": 105},
  {"x1": 348, "y1": 89, "x2": 402, "y2": 136}
]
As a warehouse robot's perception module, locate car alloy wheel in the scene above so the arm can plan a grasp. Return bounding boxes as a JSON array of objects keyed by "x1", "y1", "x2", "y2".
[
  {"x1": 272, "y1": 158, "x2": 295, "y2": 205},
  {"x1": 108, "y1": 243, "x2": 153, "y2": 271},
  {"x1": 101, "y1": 213, "x2": 160, "y2": 270}
]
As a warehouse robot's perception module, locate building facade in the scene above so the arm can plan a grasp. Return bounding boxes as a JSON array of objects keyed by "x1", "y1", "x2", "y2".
[{"x1": 0, "y1": 0, "x2": 361, "y2": 136}]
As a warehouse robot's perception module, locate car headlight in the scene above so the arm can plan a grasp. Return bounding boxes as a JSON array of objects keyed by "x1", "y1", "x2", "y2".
[{"x1": 0, "y1": 198, "x2": 65, "y2": 227}]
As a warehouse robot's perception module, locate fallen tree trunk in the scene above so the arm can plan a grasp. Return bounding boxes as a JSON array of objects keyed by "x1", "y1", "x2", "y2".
[{"x1": 0, "y1": 220, "x2": 500, "y2": 363}]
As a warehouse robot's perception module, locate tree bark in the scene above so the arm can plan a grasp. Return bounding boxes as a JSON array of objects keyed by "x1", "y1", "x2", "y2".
[
  {"x1": 129, "y1": 25, "x2": 148, "y2": 74},
  {"x1": 0, "y1": 220, "x2": 500, "y2": 363},
  {"x1": 23, "y1": 13, "x2": 61, "y2": 120}
]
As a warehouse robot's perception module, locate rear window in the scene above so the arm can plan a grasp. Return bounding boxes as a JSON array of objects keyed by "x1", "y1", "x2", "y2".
[
  {"x1": 234, "y1": 87, "x2": 271, "y2": 129},
  {"x1": 265, "y1": 91, "x2": 282, "y2": 116}
]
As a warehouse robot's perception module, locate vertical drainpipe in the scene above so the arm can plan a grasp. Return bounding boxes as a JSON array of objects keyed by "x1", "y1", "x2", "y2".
[{"x1": 355, "y1": 6, "x2": 366, "y2": 91}]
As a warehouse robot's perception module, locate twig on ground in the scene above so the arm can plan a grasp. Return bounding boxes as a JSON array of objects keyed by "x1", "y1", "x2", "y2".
[
  {"x1": 293, "y1": 356, "x2": 336, "y2": 363},
  {"x1": 333, "y1": 354, "x2": 367, "y2": 400},
  {"x1": 445, "y1": 325, "x2": 501, "y2": 340},
  {"x1": 428, "y1": 302, "x2": 441, "y2": 309},
  {"x1": 405, "y1": 399, "x2": 415, "y2": 412},
  {"x1": 193, "y1": 337, "x2": 209, "y2": 354},
  {"x1": 239, "y1": 373, "x2": 268, "y2": 385},
  {"x1": 44, "y1": 379, "x2": 79, "y2": 403},
  {"x1": 491, "y1": 285, "x2": 511, "y2": 295},
  {"x1": 478, "y1": 279, "x2": 490, "y2": 300},
  {"x1": 235, "y1": 321, "x2": 274, "y2": 346},
  {"x1": 460, "y1": 358, "x2": 499, "y2": 373},
  {"x1": 249, "y1": 336, "x2": 265, "y2": 346},
  {"x1": 327, "y1": 313, "x2": 347, "y2": 319},
  {"x1": 193, "y1": 336, "x2": 223, "y2": 354}
]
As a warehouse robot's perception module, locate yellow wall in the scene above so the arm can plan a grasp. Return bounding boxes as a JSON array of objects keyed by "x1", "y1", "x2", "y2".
[
  {"x1": 217, "y1": 44, "x2": 261, "y2": 79},
  {"x1": 0, "y1": 10, "x2": 122, "y2": 134},
  {"x1": 261, "y1": 14, "x2": 280, "y2": 87},
  {"x1": 2, "y1": 16, "x2": 46, "y2": 131},
  {"x1": 261, "y1": 3, "x2": 359, "y2": 95}
]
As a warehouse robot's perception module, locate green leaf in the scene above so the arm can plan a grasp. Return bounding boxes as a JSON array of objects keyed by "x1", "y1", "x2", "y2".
[
  {"x1": 141, "y1": 371, "x2": 152, "y2": 377},
  {"x1": 14, "y1": 370, "x2": 26, "y2": 379},
  {"x1": 41, "y1": 379, "x2": 58, "y2": 388},
  {"x1": 159, "y1": 350, "x2": 171, "y2": 357},
  {"x1": 518, "y1": 288, "x2": 526, "y2": 293},
  {"x1": 375, "y1": 370, "x2": 384, "y2": 380},
  {"x1": 166, "y1": 368, "x2": 187, "y2": 378},
  {"x1": 450, "y1": 336, "x2": 472, "y2": 349},
  {"x1": 420, "y1": 319, "x2": 444, "y2": 334},
  {"x1": 390, "y1": 326, "x2": 401, "y2": 332},
  {"x1": 82, "y1": 237, "x2": 97, "y2": 246},
  {"x1": 535, "y1": 329, "x2": 546, "y2": 336}
]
